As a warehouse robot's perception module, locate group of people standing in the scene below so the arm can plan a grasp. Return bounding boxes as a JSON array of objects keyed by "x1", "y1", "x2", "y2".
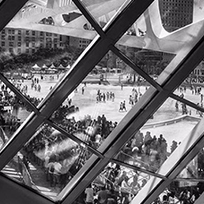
[{"x1": 96, "y1": 90, "x2": 115, "y2": 103}]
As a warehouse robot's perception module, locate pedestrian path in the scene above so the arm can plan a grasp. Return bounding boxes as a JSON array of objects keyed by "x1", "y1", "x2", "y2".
[{"x1": 1, "y1": 165, "x2": 22, "y2": 181}]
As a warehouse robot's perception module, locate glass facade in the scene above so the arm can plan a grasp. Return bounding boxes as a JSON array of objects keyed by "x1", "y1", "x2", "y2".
[{"x1": 0, "y1": 0, "x2": 204, "y2": 204}]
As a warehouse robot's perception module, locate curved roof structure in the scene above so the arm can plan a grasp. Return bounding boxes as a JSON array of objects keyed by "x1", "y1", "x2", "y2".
[{"x1": 1, "y1": 0, "x2": 204, "y2": 204}]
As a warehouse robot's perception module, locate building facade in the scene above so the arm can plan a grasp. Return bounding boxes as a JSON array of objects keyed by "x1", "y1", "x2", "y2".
[
  {"x1": 0, "y1": 27, "x2": 69, "y2": 55},
  {"x1": 159, "y1": 0, "x2": 194, "y2": 32}
]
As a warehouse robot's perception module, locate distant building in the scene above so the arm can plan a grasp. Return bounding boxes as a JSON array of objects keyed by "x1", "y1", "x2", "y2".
[
  {"x1": 0, "y1": 28, "x2": 69, "y2": 55},
  {"x1": 69, "y1": 36, "x2": 91, "y2": 49},
  {"x1": 159, "y1": 0, "x2": 194, "y2": 32},
  {"x1": 64, "y1": 12, "x2": 92, "y2": 49}
]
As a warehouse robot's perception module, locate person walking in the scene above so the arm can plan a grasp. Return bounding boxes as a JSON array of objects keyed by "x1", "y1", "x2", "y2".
[{"x1": 85, "y1": 183, "x2": 94, "y2": 204}]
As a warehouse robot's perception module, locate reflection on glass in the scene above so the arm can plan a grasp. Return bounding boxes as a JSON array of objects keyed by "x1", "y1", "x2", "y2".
[
  {"x1": 1, "y1": 124, "x2": 93, "y2": 200},
  {"x1": 116, "y1": 0, "x2": 204, "y2": 86},
  {"x1": 116, "y1": 98, "x2": 199, "y2": 173},
  {"x1": 81, "y1": 0, "x2": 127, "y2": 29},
  {"x1": 74, "y1": 162, "x2": 150, "y2": 204},
  {"x1": 116, "y1": 1, "x2": 178, "y2": 84},
  {"x1": 118, "y1": 45, "x2": 173, "y2": 82}
]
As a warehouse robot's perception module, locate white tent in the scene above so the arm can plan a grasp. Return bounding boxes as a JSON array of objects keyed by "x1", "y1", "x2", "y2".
[
  {"x1": 58, "y1": 64, "x2": 64, "y2": 69},
  {"x1": 42, "y1": 64, "x2": 47, "y2": 69},
  {"x1": 50, "y1": 64, "x2": 55, "y2": 69},
  {"x1": 66, "y1": 64, "x2": 71, "y2": 69},
  {"x1": 32, "y1": 64, "x2": 41, "y2": 70}
]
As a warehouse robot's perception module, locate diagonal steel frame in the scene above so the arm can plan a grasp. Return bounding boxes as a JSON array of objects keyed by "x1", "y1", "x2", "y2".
[{"x1": 72, "y1": 0, "x2": 105, "y2": 37}]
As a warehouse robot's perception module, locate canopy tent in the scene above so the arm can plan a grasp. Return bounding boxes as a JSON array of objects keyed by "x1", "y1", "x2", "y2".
[
  {"x1": 66, "y1": 64, "x2": 71, "y2": 69},
  {"x1": 50, "y1": 64, "x2": 56, "y2": 69},
  {"x1": 42, "y1": 64, "x2": 48, "y2": 69},
  {"x1": 58, "y1": 64, "x2": 65, "y2": 69},
  {"x1": 32, "y1": 64, "x2": 41, "y2": 70}
]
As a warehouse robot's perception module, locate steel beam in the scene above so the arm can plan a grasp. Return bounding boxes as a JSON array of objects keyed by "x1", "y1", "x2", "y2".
[{"x1": 0, "y1": 0, "x2": 28, "y2": 31}]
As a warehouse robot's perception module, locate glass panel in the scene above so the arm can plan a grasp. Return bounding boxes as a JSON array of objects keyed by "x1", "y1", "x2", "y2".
[
  {"x1": 0, "y1": 0, "x2": 94, "y2": 103},
  {"x1": 1, "y1": 123, "x2": 93, "y2": 200},
  {"x1": 74, "y1": 162, "x2": 154, "y2": 204},
  {"x1": 115, "y1": 98, "x2": 199, "y2": 173},
  {"x1": 1, "y1": 0, "x2": 204, "y2": 203},
  {"x1": 0, "y1": 28, "x2": 90, "y2": 97},
  {"x1": 81, "y1": 0, "x2": 127, "y2": 29},
  {"x1": 116, "y1": 0, "x2": 203, "y2": 86},
  {"x1": 50, "y1": 57, "x2": 150, "y2": 151}
]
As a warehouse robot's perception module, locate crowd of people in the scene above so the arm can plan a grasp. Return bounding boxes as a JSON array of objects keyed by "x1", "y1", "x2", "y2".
[
  {"x1": 128, "y1": 88, "x2": 143, "y2": 106},
  {"x1": 1, "y1": 75, "x2": 204, "y2": 203},
  {"x1": 21, "y1": 103, "x2": 184, "y2": 204},
  {"x1": 0, "y1": 82, "x2": 24, "y2": 135},
  {"x1": 118, "y1": 130, "x2": 179, "y2": 172}
]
